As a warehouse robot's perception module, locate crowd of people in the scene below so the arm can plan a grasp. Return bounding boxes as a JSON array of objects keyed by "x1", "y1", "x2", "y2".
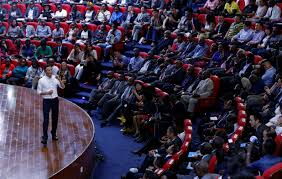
[{"x1": 0, "y1": 0, "x2": 282, "y2": 178}]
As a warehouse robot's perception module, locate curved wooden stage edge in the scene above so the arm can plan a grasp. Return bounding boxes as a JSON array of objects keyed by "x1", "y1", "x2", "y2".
[{"x1": 0, "y1": 84, "x2": 95, "y2": 179}]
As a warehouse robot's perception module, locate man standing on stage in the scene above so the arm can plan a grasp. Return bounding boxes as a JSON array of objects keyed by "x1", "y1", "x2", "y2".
[{"x1": 37, "y1": 66, "x2": 65, "y2": 145}]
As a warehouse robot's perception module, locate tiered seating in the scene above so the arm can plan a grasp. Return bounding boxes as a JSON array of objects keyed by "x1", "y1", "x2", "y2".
[{"x1": 155, "y1": 119, "x2": 192, "y2": 176}]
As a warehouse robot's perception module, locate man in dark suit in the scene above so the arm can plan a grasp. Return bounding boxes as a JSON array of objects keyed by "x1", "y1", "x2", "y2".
[
  {"x1": 53, "y1": 39, "x2": 68, "y2": 62},
  {"x1": 25, "y1": 1, "x2": 40, "y2": 21},
  {"x1": 212, "y1": 15, "x2": 230, "y2": 40}
]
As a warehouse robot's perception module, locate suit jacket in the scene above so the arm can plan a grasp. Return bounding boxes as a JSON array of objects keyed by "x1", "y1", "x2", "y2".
[
  {"x1": 165, "y1": 68, "x2": 186, "y2": 85},
  {"x1": 194, "y1": 78, "x2": 214, "y2": 98},
  {"x1": 53, "y1": 45, "x2": 69, "y2": 60},
  {"x1": 25, "y1": 7, "x2": 40, "y2": 19},
  {"x1": 215, "y1": 22, "x2": 230, "y2": 36}
]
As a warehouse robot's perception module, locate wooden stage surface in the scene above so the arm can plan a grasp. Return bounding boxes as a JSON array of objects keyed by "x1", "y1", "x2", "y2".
[{"x1": 0, "y1": 84, "x2": 95, "y2": 179}]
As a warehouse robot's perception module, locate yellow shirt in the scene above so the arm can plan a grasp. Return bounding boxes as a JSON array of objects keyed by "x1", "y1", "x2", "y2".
[{"x1": 224, "y1": 1, "x2": 241, "y2": 14}]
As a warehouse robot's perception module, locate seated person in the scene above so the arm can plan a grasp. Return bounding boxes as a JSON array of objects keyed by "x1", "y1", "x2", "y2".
[
  {"x1": 39, "y1": 4, "x2": 53, "y2": 20},
  {"x1": 67, "y1": 43, "x2": 85, "y2": 64},
  {"x1": 36, "y1": 20, "x2": 52, "y2": 39},
  {"x1": 212, "y1": 15, "x2": 230, "y2": 39},
  {"x1": 53, "y1": 39, "x2": 68, "y2": 62},
  {"x1": 69, "y1": 5, "x2": 83, "y2": 22},
  {"x1": 231, "y1": 21, "x2": 254, "y2": 45},
  {"x1": 84, "y1": 4, "x2": 96, "y2": 23},
  {"x1": 181, "y1": 70, "x2": 214, "y2": 113},
  {"x1": 35, "y1": 39, "x2": 53, "y2": 61},
  {"x1": 92, "y1": 24, "x2": 108, "y2": 45},
  {"x1": 242, "y1": 0, "x2": 257, "y2": 17},
  {"x1": 253, "y1": 0, "x2": 268, "y2": 18},
  {"x1": 202, "y1": 0, "x2": 219, "y2": 13},
  {"x1": 0, "y1": 58, "x2": 15, "y2": 84},
  {"x1": 97, "y1": 23, "x2": 122, "y2": 59},
  {"x1": 6, "y1": 58, "x2": 28, "y2": 86},
  {"x1": 52, "y1": 22, "x2": 64, "y2": 41},
  {"x1": 0, "y1": 4, "x2": 7, "y2": 21},
  {"x1": 184, "y1": 35, "x2": 208, "y2": 64},
  {"x1": 24, "y1": 60, "x2": 43, "y2": 89},
  {"x1": 64, "y1": 22, "x2": 80, "y2": 44},
  {"x1": 8, "y1": 2, "x2": 22, "y2": 20},
  {"x1": 132, "y1": 7, "x2": 150, "y2": 42},
  {"x1": 128, "y1": 48, "x2": 144, "y2": 73},
  {"x1": 260, "y1": 59, "x2": 277, "y2": 87},
  {"x1": 57, "y1": 61, "x2": 72, "y2": 97},
  {"x1": 109, "y1": 5, "x2": 123, "y2": 25},
  {"x1": 76, "y1": 24, "x2": 92, "y2": 45},
  {"x1": 224, "y1": 15, "x2": 244, "y2": 41},
  {"x1": 25, "y1": 1, "x2": 40, "y2": 20},
  {"x1": 94, "y1": 3, "x2": 111, "y2": 24},
  {"x1": 0, "y1": 21, "x2": 6, "y2": 37},
  {"x1": 245, "y1": 23, "x2": 265, "y2": 48},
  {"x1": 223, "y1": 0, "x2": 241, "y2": 16},
  {"x1": 53, "y1": 4, "x2": 68, "y2": 20},
  {"x1": 263, "y1": 0, "x2": 281, "y2": 21},
  {"x1": 112, "y1": 51, "x2": 130, "y2": 70},
  {"x1": 20, "y1": 20, "x2": 36, "y2": 38},
  {"x1": 41, "y1": 58, "x2": 59, "y2": 76},
  {"x1": 7, "y1": 20, "x2": 21, "y2": 38},
  {"x1": 20, "y1": 39, "x2": 36, "y2": 58}
]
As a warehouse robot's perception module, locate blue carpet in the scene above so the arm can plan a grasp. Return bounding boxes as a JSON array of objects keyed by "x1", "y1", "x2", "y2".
[{"x1": 91, "y1": 109, "x2": 144, "y2": 179}]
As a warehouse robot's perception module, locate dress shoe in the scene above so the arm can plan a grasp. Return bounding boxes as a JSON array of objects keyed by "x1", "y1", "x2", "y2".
[
  {"x1": 41, "y1": 136, "x2": 47, "y2": 145},
  {"x1": 52, "y1": 135, "x2": 59, "y2": 141}
]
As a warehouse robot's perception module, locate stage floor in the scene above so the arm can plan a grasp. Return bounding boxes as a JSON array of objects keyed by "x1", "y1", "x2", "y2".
[{"x1": 0, "y1": 84, "x2": 95, "y2": 179}]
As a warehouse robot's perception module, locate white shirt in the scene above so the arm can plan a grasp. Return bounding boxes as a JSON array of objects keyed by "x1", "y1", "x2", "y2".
[
  {"x1": 28, "y1": 9, "x2": 34, "y2": 19},
  {"x1": 37, "y1": 75, "x2": 62, "y2": 99},
  {"x1": 264, "y1": 5, "x2": 281, "y2": 20},
  {"x1": 53, "y1": 9, "x2": 68, "y2": 19},
  {"x1": 97, "y1": 10, "x2": 111, "y2": 22}
]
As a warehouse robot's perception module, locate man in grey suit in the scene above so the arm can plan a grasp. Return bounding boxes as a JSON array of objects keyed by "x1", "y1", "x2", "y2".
[
  {"x1": 132, "y1": 7, "x2": 150, "y2": 42},
  {"x1": 97, "y1": 74, "x2": 128, "y2": 108},
  {"x1": 25, "y1": 1, "x2": 40, "y2": 20},
  {"x1": 181, "y1": 70, "x2": 214, "y2": 113}
]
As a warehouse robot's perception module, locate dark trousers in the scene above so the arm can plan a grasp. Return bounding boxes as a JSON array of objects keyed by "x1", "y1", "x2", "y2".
[{"x1": 43, "y1": 98, "x2": 59, "y2": 139}]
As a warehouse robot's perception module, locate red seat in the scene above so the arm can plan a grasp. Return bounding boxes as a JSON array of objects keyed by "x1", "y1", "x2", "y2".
[
  {"x1": 67, "y1": 64, "x2": 75, "y2": 76},
  {"x1": 194, "y1": 75, "x2": 220, "y2": 112},
  {"x1": 2, "y1": 22, "x2": 9, "y2": 32},
  {"x1": 60, "y1": 22, "x2": 69, "y2": 34},
  {"x1": 31, "y1": 40, "x2": 41, "y2": 47},
  {"x1": 254, "y1": 55, "x2": 263, "y2": 64},
  {"x1": 194, "y1": 67, "x2": 202, "y2": 76},
  {"x1": 17, "y1": 4, "x2": 26, "y2": 15},
  {"x1": 76, "y1": 5, "x2": 87, "y2": 14},
  {"x1": 208, "y1": 155, "x2": 217, "y2": 173},
  {"x1": 34, "y1": 4, "x2": 43, "y2": 13},
  {"x1": 182, "y1": 64, "x2": 192, "y2": 71},
  {"x1": 27, "y1": 21, "x2": 38, "y2": 29},
  {"x1": 54, "y1": 62, "x2": 61, "y2": 69},
  {"x1": 274, "y1": 134, "x2": 282, "y2": 156},
  {"x1": 235, "y1": 96, "x2": 243, "y2": 103},
  {"x1": 146, "y1": 8, "x2": 153, "y2": 16},
  {"x1": 11, "y1": 59, "x2": 18, "y2": 66},
  {"x1": 88, "y1": 24, "x2": 97, "y2": 31},
  {"x1": 2, "y1": 4, "x2": 11, "y2": 11},
  {"x1": 93, "y1": 5, "x2": 101, "y2": 13},
  {"x1": 46, "y1": 22, "x2": 55, "y2": 30},
  {"x1": 46, "y1": 41, "x2": 58, "y2": 48},
  {"x1": 237, "y1": 103, "x2": 246, "y2": 110},
  {"x1": 262, "y1": 162, "x2": 282, "y2": 179},
  {"x1": 49, "y1": 3, "x2": 57, "y2": 12},
  {"x1": 225, "y1": 18, "x2": 235, "y2": 25},
  {"x1": 93, "y1": 45, "x2": 102, "y2": 60},
  {"x1": 197, "y1": 14, "x2": 206, "y2": 24},
  {"x1": 139, "y1": 52, "x2": 148, "y2": 59},
  {"x1": 62, "y1": 4, "x2": 71, "y2": 15},
  {"x1": 237, "y1": 0, "x2": 245, "y2": 11},
  {"x1": 38, "y1": 61, "x2": 47, "y2": 69},
  {"x1": 133, "y1": 7, "x2": 141, "y2": 14},
  {"x1": 184, "y1": 119, "x2": 192, "y2": 127},
  {"x1": 120, "y1": 7, "x2": 127, "y2": 13},
  {"x1": 62, "y1": 43, "x2": 74, "y2": 54},
  {"x1": 107, "y1": 5, "x2": 114, "y2": 13}
]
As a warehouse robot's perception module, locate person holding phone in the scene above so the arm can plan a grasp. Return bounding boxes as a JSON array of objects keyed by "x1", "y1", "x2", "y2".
[{"x1": 37, "y1": 66, "x2": 65, "y2": 145}]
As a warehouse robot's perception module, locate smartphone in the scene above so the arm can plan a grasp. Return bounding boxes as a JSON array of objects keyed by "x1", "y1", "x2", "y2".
[
  {"x1": 240, "y1": 143, "x2": 247, "y2": 148},
  {"x1": 210, "y1": 117, "x2": 218, "y2": 121},
  {"x1": 188, "y1": 152, "x2": 198, "y2": 158}
]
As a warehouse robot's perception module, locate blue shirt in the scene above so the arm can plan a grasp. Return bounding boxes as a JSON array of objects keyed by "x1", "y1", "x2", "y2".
[
  {"x1": 187, "y1": 44, "x2": 208, "y2": 59},
  {"x1": 128, "y1": 56, "x2": 144, "y2": 71},
  {"x1": 233, "y1": 28, "x2": 253, "y2": 43},
  {"x1": 109, "y1": 12, "x2": 123, "y2": 24},
  {"x1": 248, "y1": 155, "x2": 282, "y2": 173},
  {"x1": 262, "y1": 67, "x2": 276, "y2": 87},
  {"x1": 12, "y1": 66, "x2": 28, "y2": 78}
]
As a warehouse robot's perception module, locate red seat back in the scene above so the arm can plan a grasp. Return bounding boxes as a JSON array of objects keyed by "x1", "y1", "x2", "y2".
[
  {"x1": 262, "y1": 162, "x2": 282, "y2": 179},
  {"x1": 17, "y1": 4, "x2": 26, "y2": 15},
  {"x1": 46, "y1": 41, "x2": 58, "y2": 48},
  {"x1": 49, "y1": 3, "x2": 57, "y2": 12},
  {"x1": 27, "y1": 21, "x2": 38, "y2": 29},
  {"x1": 210, "y1": 75, "x2": 220, "y2": 97},
  {"x1": 60, "y1": 22, "x2": 69, "y2": 34},
  {"x1": 62, "y1": 4, "x2": 71, "y2": 15},
  {"x1": 67, "y1": 64, "x2": 75, "y2": 76},
  {"x1": 62, "y1": 43, "x2": 74, "y2": 54},
  {"x1": 76, "y1": 5, "x2": 87, "y2": 14},
  {"x1": 208, "y1": 155, "x2": 217, "y2": 173},
  {"x1": 274, "y1": 134, "x2": 282, "y2": 156},
  {"x1": 34, "y1": 4, "x2": 43, "y2": 13}
]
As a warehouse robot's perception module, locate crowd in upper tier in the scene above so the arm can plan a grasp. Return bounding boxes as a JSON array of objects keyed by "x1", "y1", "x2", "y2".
[{"x1": 0, "y1": 0, "x2": 281, "y2": 178}]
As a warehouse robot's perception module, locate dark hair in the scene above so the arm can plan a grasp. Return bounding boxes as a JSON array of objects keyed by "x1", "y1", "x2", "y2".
[
  {"x1": 213, "y1": 136, "x2": 224, "y2": 149},
  {"x1": 200, "y1": 142, "x2": 213, "y2": 155},
  {"x1": 263, "y1": 139, "x2": 276, "y2": 155},
  {"x1": 249, "y1": 112, "x2": 263, "y2": 123},
  {"x1": 167, "y1": 126, "x2": 177, "y2": 136}
]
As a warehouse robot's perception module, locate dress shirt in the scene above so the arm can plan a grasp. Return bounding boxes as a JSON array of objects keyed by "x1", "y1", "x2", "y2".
[
  {"x1": 233, "y1": 28, "x2": 253, "y2": 43},
  {"x1": 53, "y1": 9, "x2": 67, "y2": 18},
  {"x1": 106, "y1": 29, "x2": 122, "y2": 44},
  {"x1": 36, "y1": 25, "x2": 51, "y2": 38},
  {"x1": 37, "y1": 75, "x2": 63, "y2": 99},
  {"x1": 204, "y1": 0, "x2": 219, "y2": 10},
  {"x1": 24, "y1": 25, "x2": 36, "y2": 38},
  {"x1": 97, "y1": 10, "x2": 111, "y2": 22},
  {"x1": 248, "y1": 30, "x2": 265, "y2": 44},
  {"x1": 264, "y1": 5, "x2": 281, "y2": 20},
  {"x1": 262, "y1": 67, "x2": 276, "y2": 87},
  {"x1": 128, "y1": 56, "x2": 144, "y2": 71},
  {"x1": 52, "y1": 28, "x2": 64, "y2": 39},
  {"x1": 187, "y1": 44, "x2": 208, "y2": 59},
  {"x1": 109, "y1": 11, "x2": 123, "y2": 24},
  {"x1": 255, "y1": 5, "x2": 267, "y2": 17},
  {"x1": 139, "y1": 60, "x2": 151, "y2": 73}
]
